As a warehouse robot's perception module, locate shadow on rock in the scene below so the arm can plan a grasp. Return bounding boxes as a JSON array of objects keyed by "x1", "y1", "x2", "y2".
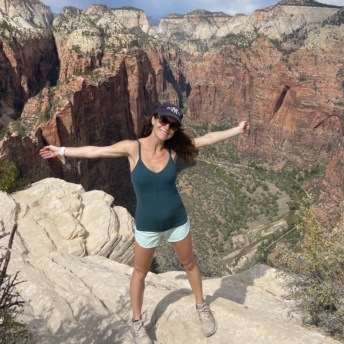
[{"x1": 206, "y1": 264, "x2": 271, "y2": 306}]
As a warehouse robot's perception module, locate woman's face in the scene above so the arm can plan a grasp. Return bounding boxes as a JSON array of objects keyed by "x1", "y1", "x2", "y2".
[{"x1": 152, "y1": 115, "x2": 180, "y2": 140}]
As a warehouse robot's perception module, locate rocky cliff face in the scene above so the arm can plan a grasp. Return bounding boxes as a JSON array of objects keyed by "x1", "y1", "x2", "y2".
[
  {"x1": 0, "y1": 0, "x2": 343, "y2": 225},
  {"x1": 0, "y1": 30, "x2": 58, "y2": 126},
  {"x1": 0, "y1": 67, "x2": 154, "y2": 214},
  {"x1": 0, "y1": 0, "x2": 58, "y2": 128},
  {"x1": 52, "y1": 5, "x2": 152, "y2": 82},
  {"x1": 0, "y1": 0, "x2": 53, "y2": 28}
]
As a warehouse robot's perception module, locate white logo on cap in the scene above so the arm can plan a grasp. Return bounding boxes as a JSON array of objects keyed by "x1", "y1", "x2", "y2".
[{"x1": 167, "y1": 106, "x2": 180, "y2": 116}]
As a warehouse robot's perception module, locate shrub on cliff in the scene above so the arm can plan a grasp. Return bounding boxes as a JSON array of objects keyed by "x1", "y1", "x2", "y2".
[
  {"x1": 0, "y1": 225, "x2": 31, "y2": 343},
  {"x1": 0, "y1": 160, "x2": 20, "y2": 193},
  {"x1": 279, "y1": 201, "x2": 344, "y2": 341}
]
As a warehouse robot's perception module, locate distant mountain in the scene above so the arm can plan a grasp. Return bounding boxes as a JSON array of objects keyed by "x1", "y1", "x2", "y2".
[
  {"x1": 147, "y1": 16, "x2": 161, "y2": 26},
  {"x1": 0, "y1": 0, "x2": 53, "y2": 27},
  {"x1": 277, "y1": 0, "x2": 342, "y2": 7}
]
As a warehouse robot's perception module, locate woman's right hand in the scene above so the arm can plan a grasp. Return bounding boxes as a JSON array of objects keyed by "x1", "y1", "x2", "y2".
[{"x1": 39, "y1": 145, "x2": 60, "y2": 159}]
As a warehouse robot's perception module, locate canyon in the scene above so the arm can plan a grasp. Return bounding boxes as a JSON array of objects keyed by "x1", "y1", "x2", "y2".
[
  {"x1": 0, "y1": 0, "x2": 343, "y2": 341},
  {"x1": 0, "y1": 1, "x2": 343, "y2": 226}
]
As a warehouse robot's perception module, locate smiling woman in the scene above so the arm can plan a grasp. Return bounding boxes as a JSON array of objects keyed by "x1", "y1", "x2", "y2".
[{"x1": 39, "y1": 101, "x2": 249, "y2": 343}]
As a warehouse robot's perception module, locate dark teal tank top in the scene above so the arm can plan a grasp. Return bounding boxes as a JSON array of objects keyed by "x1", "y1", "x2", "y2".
[{"x1": 131, "y1": 141, "x2": 188, "y2": 232}]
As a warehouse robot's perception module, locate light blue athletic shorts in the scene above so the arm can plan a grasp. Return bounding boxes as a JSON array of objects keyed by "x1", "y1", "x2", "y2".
[{"x1": 134, "y1": 217, "x2": 190, "y2": 249}]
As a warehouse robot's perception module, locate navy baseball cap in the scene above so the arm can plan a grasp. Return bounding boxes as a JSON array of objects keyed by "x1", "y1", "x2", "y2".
[{"x1": 155, "y1": 102, "x2": 183, "y2": 124}]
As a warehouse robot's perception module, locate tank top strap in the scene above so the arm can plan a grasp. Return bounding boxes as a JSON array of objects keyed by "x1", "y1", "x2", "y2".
[{"x1": 137, "y1": 140, "x2": 142, "y2": 160}]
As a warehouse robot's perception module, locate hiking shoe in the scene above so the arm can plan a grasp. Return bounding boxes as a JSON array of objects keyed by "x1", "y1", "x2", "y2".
[
  {"x1": 129, "y1": 318, "x2": 152, "y2": 344},
  {"x1": 196, "y1": 302, "x2": 217, "y2": 337}
]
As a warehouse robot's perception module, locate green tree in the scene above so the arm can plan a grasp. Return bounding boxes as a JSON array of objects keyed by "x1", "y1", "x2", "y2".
[
  {"x1": 0, "y1": 160, "x2": 20, "y2": 193},
  {"x1": 279, "y1": 202, "x2": 344, "y2": 341}
]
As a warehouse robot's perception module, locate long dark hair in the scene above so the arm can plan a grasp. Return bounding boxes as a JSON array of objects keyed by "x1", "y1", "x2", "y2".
[{"x1": 138, "y1": 115, "x2": 199, "y2": 162}]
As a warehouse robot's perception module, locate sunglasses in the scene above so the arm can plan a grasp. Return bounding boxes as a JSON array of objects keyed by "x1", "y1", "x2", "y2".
[{"x1": 155, "y1": 115, "x2": 181, "y2": 131}]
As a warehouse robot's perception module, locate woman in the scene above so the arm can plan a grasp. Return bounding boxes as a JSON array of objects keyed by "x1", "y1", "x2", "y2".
[{"x1": 39, "y1": 102, "x2": 249, "y2": 344}]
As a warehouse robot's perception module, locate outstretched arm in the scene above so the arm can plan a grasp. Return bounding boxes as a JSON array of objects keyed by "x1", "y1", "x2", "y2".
[
  {"x1": 193, "y1": 121, "x2": 249, "y2": 149},
  {"x1": 39, "y1": 140, "x2": 135, "y2": 160}
]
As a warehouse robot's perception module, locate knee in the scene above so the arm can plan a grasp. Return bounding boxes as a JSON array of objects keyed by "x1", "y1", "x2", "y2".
[
  {"x1": 181, "y1": 256, "x2": 197, "y2": 271},
  {"x1": 132, "y1": 266, "x2": 149, "y2": 281}
]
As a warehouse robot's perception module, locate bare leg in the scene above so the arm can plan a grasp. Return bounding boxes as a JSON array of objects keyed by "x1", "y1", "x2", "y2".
[
  {"x1": 172, "y1": 232, "x2": 204, "y2": 304},
  {"x1": 130, "y1": 241, "x2": 156, "y2": 320}
]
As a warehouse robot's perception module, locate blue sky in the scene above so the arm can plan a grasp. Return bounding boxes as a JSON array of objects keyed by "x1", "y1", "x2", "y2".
[{"x1": 40, "y1": 0, "x2": 343, "y2": 18}]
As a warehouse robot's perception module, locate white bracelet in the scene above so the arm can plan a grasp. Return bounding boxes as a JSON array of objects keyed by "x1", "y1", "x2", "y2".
[{"x1": 59, "y1": 147, "x2": 66, "y2": 156}]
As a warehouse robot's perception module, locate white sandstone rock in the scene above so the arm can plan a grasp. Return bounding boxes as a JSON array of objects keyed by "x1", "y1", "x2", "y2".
[{"x1": 0, "y1": 178, "x2": 340, "y2": 343}]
